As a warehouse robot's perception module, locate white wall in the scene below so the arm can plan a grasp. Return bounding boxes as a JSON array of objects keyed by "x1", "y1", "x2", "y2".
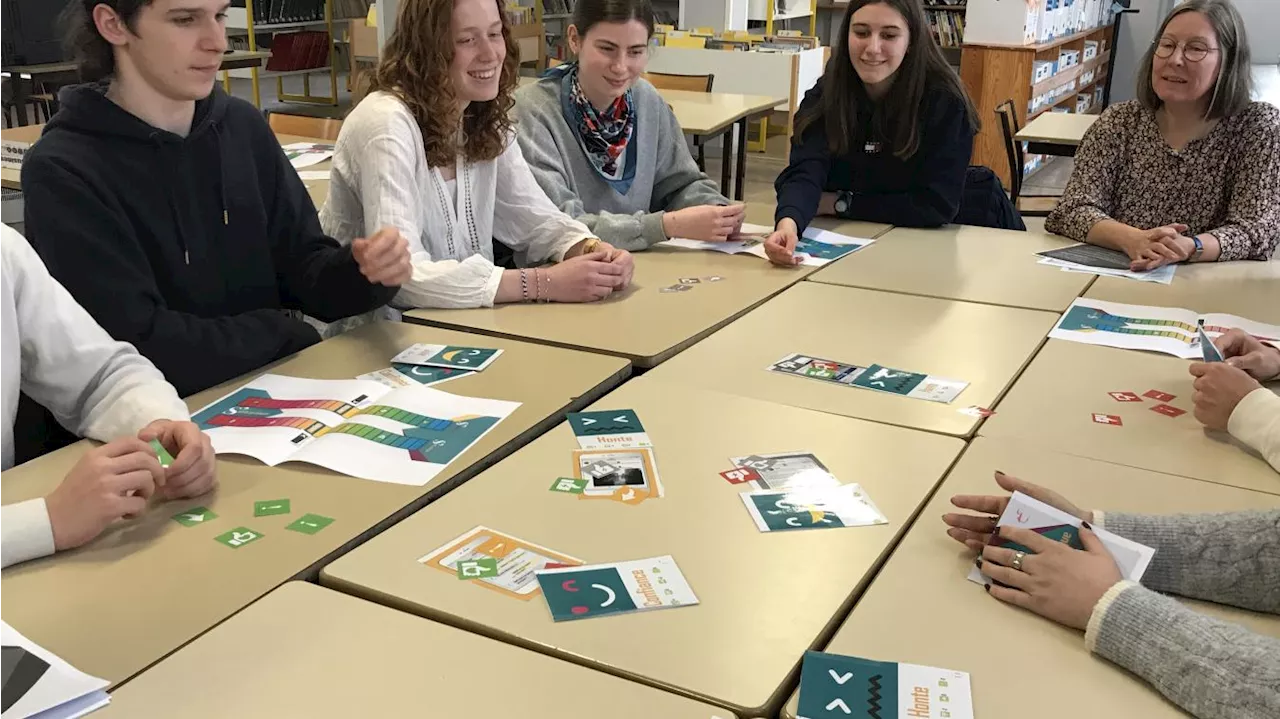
[{"x1": 1234, "y1": 0, "x2": 1280, "y2": 65}]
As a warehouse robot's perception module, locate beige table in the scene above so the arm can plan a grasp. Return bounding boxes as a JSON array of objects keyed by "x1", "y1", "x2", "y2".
[
  {"x1": 0, "y1": 322, "x2": 628, "y2": 686},
  {"x1": 321, "y1": 375, "x2": 965, "y2": 716},
  {"x1": 645, "y1": 283, "x2": 1059, "y2": 437},
  {"x1": 274, "y1": 132, "x2": 332, "y2": 208},
  {"x1": 404, "y1": 222, "x2": 887, "y2": 369},
  {"x1": 99, "y1": 582, "x2": 733, "y2": 719},
  {"x1": 981, "y1": 339, "x2": 1279, "y2": 495},
  {"x1": 808, "y1": 223, "x2": 1094, "y2": 312},
  {"x1": 1015, "y1": 111, "x2": 1099, "y2": 156},
  {"x1": 1085, "y1": 259, "x2": 1280, "y2": 324},
  {"x1": 780, "y1": 437, "x2": 1280, "y2": 719}
]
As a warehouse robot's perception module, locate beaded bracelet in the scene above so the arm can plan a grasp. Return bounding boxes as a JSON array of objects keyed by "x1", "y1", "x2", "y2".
[
  {"x1": 540, "y1": 269, "x2": 551, "y2": 303},
  {"x1": 520, "y1": 269, "x2": 529, "y2": 302}
]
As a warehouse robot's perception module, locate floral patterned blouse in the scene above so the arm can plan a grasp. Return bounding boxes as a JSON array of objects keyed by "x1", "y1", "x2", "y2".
[{"x1": 1045, "y1": 100, "x2": 1280, "y2": 261}]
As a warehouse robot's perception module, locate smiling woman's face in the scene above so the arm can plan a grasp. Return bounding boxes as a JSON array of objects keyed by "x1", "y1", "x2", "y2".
[
  {"x1": 847, "y1": 2, "x2": 909, "y2": 92},
  {"x1": 1151, "y1": 11, "x2": 1221, "y2": 106}
]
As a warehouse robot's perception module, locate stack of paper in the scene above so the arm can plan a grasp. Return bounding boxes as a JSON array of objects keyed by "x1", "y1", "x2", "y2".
[
  {"x1": 1036, "y1": 244, "x2": 1175, "y2": 285},
  {"x1": 661, "y1": 225, "x2": 875, "y2": 267},
  {"x1": 1, "y1": 622, "x2": 109, "y2": 719}
]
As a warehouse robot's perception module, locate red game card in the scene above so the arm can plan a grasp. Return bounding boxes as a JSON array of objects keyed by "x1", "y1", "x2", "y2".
[
  {"x1": 1091, "y1": 413, "x2": 1123, "y2": 426},
  {"x1": 1143, "y1": 390, "x2": 1176, "y2": 402},
  {"x1": 1150, "y1": 404, "x2": 1186, "y2": 418},
  {"x1": 719, "y1": 467, "x2": 762, "y2": 485},
  {"x1": 1108, "y1": 391, "x2": 1142, "y2": 403}
]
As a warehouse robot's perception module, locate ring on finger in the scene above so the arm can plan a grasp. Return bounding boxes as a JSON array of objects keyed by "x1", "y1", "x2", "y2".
[{"x1": 1010, "y1": 550, "x2": 1027, "y2": 572}]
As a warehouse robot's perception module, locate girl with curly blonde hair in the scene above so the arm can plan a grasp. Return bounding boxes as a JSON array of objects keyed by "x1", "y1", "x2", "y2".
[{"x1": 321, "y1": 0, "x2": 635, "y2": 309}]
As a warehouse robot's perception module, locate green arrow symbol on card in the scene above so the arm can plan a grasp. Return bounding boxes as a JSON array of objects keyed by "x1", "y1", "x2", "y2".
[
  {"x1": 172, "y1": 507, "x2": 217, "y2": 527},
  {"x1": 253, "y1": 499, "x2": 291, "y2": 517}
]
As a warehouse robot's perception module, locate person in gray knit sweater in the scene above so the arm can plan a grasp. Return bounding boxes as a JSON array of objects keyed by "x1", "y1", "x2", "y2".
[
  {"x1": 512, "y1": 0, "x2": 743, "y2": 252},
  {"x1": 943, "y1": 471, "x2": 1279, "y2": 719}
]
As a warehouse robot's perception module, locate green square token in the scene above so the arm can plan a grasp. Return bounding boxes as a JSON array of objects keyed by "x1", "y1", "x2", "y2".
[
  {"x1": 456, "y1": 557, "x2": 499, "y2": 579},
  {"x1": 548, "y1": 477, "x2": 589, "y2": 494},
  {"x1": 171, "y1": 506, "x2": 217, "y2": 527},
  {"x1": 285, "y1": 513, "x2": 335, "y2": 535},
  {"x1": 214, "y1": 527, "x2": 264, "y2": 549},
  {"x1": 253, "y1": 499, "x2": 291, "y2": 517},
  {"x1": 150, "y1": 438, "x2": 175, "y2": 467}
]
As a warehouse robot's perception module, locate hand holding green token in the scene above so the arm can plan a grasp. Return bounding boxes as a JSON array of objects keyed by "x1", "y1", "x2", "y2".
[{"x1": 149, "y1": 438, "x2": 175, "y2": 467}]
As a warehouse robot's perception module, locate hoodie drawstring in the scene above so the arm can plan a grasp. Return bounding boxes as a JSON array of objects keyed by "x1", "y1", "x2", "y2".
[
  {"x1": 151, "y1": 131, "x2": 191, "y2": 265},
  {"x1": 211, "y1": 121, "x2": 229, "y2": 229}
]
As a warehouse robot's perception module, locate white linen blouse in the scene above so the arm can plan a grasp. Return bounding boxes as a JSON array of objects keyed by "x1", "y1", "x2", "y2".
[{"x1": 320, "y1": 91, "x2": 594, "y2": 308}]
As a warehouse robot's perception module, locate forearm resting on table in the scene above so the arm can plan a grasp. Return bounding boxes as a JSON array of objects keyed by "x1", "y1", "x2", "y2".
[{"x1": 1084, "y1": 220, "x2": 1142, "y2": 251}]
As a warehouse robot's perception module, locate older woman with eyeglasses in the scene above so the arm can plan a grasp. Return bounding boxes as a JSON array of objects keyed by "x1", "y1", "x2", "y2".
[{"x1": 1046, "y1": 0, "x2": 1279, "y2": 269}]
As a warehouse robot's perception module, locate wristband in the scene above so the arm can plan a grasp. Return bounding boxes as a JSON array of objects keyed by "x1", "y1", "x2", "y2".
[
  {"x1": 520, "y1": 269, "x2": 529, "y2": 301},
  {"x1": 1189, "y1": 235, "x2": 1204, "y2": 262}
]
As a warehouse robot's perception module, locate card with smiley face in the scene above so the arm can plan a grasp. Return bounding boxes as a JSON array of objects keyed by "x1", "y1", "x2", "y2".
[
  {"x1": 535, "y1": 556, "x2": 698, "y2": 622},
  {"x1": 740, "y1": 484, "x2": 887, "y2": 533}
]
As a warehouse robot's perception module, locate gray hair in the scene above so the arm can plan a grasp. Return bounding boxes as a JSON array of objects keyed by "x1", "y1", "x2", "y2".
[{"x1": 1136, "y1": 0, "x2": 1253, "y2": 120}]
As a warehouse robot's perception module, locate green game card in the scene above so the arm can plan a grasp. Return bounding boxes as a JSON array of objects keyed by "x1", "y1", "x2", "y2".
[
  {"x1": 253, "y1": 499, "x2": 291, "y2": 517},
  {"x1": 171, "y1": 506, "x2": 217, "y2": 527},
  {"x1": 150, "y1": 438, "x2": 175, "y2": 467},
  {"x1": 214, "y1": 527, "x2": 264, "y2": 549},
  {"x1": 850, "y1": 364, "x2": 928, "y2": 396},
  {"x1": 285, "y1": 513, "x2": 335, "y2": 535},
  {"x1": 424, "y1": 346, "x2": 501, "y2": 370},
  {"x1": 456, "y1": 557, "x2": 500, "y2": 579},
  {"x1": 549, "y1": 477, "x2": 589, "y2": 494}
]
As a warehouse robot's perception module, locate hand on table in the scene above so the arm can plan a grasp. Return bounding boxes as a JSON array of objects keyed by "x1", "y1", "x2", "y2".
[
  {"x1": 942, "y1": 471, "x2": 1091, "y2": 552},
  {"x1": 663, "y1": 204, "x2": 746, "y2": 242},
  {"x1": 1125, "y1": 224, "x2": 1193, "y2": 272},
  {"x1": 44, "y1": 438, "x2": 166, "y2": 551},
  {"x1": 547, "y1": 251, "x2": 626, "y2": 302},
  {"x1": 1213, "y1": 328, "x2": 1280, "y2": 381},
  {"x1": 138, "y1": 419, "x2": 217, "y2": 500},
  {"x1": 1189, "y1": 362, "x2": 1263, "y2": 431},
  {"x1": 597, "y1": 242, "x2": 635, "y2": 288},
  {"x1": 352, "y1": 227, "x2": 413, "y2": 286},
  {"x1": 763, "y1": 218, "x2": 802, "y2": 267},
  {"x1": 978, "y1": 524, "x2": 1123, "y2": 631}
]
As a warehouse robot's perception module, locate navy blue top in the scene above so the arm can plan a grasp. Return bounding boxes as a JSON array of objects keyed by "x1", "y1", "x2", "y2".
[{"x1": 774, "y1": 80, "x2": 975, "y2": 232}]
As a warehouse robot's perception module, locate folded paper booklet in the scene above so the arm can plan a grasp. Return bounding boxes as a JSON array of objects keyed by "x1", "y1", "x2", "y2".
[
  {"x1": 798, "y1": 650, "x2": 973, "y2": 719},
  {"x1": 965, "y1": 491, "x2": 1154, "y2": 586},
  {"x1": 535, "y1": 556, "x2": 698, "y2": 621},
  {"x1": 1051, "y1": 298, "x2": 1280, "y2": 359},
  {"x1": 2, "y1": 621, "x2": 110, "y2": 719},
  {"x1": 191, "y1": 374, "x2": 518, "y2": 486}
]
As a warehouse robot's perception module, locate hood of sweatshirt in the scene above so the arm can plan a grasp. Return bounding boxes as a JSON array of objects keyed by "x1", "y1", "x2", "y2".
[{"x1": 47, "y1": 83, "x2": 232, "y2": 266}]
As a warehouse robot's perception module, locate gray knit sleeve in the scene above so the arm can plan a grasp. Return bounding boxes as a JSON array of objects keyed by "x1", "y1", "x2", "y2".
[
  {"x1": 1101, "y1": 510, "x2": 1280, "y2": 612},
  {"x1": 1088, "y1": 582, "x2": 1280, "y2": 719},
  {"x1": 650, "y1": 94, "x2": 730, "y2": 213}
]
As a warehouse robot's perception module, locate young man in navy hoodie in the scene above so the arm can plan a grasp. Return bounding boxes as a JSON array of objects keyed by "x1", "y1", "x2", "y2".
[{"x1": 21, "y1": 0, "x2": 412, "y2": 399}]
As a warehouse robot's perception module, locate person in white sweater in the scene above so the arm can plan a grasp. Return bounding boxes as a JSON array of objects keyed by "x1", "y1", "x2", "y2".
[
  {"x1": 2, "y1": 225, "x2": 216, "y2": 568},
  {"x1": 320, "y1": 0, "x2": 634, "y2": 313},
  {"x1": 1189, "y1": 328, "x2": 1280, "y2": 473}
]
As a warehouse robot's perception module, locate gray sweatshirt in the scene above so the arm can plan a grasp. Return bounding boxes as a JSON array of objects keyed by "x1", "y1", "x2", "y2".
[
  {"x1": 513, "y1": 75, "x2": 728, "y2": 251},
  {"x1": 1088, "y1": 510, "x2": 1280, "y2": 719}
]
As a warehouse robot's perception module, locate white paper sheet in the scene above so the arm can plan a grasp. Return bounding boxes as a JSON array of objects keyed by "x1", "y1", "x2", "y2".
[
  {"x1": 190, "y1": 374, "x2": 519, "y2": 485},
  {"x1": 1037, "y1": 256, "x2": 1175, "y2": 284},
  {"x1": 296, "y1": 170, "x2": 330, "y2": 180},
  {"x1": 1050, "y1": 299, "x2": 1280, "y2": 359},
  {"x1": 1, "y1": 622, "x2": 109, "y2": 719},
  {"x1": 744, "y1": 226, "x2": 875, "y2": 267},
  {"x1": 281, "y1": 142, "x2": 335, "y2": 169}
]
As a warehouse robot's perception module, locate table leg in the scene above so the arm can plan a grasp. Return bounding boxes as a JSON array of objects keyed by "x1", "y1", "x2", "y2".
[
  {"x1": 719, "y1": 128, "x2": 733, "y2": 200},
  {"x1": 734, "y1": 117, "x2": 749, "y2": 202},
  {"x1": 13, "y1": 76, "x2": 30, "y2": 127}
]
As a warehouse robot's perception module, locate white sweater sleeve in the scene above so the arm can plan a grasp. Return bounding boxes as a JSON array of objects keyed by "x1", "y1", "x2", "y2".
[
  {"x1": 344, "y1": 107, "x2": 502, "y2": 309},
  {"x1": 492, "y1": 136, "x2": 593, "y2": 264},
  {"x1": 2, "y1": 226, "x2": 189, "y2": 568},
  {"x1": 1228, "y1": 387, "x2": 1280, "y2": 474}
]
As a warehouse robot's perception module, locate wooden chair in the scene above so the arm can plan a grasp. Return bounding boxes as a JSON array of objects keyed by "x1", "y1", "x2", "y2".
[
  {"x1": 267, "y1": 112, "x2": 344, "y2": 141},
  {"x1": 643, "y1": 72, "x2": 717, "y2": 171},
  {"x1": 995, "y1": 100, "x2": 1059, "y2": 217}
]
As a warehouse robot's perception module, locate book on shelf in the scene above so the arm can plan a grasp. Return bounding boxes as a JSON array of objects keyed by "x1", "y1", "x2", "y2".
[
  {"x1": 926, "y1": 8, "x2": 965, "y2": 48},
  {"x1": 250, "y1": 0, "x2": 327, "y2": 25},
  {"x1": 505, "y1": 4, "x2": 535, "y2": 25},
  {"x1": 542, "y1": 0, "x2": 576, "y2": 14},
  {"x1": 331, "y1": 0, "x2": 371, "y2": 20},
  {"x1": 264, "y1": 30, "x2": 331, "y2": 71}
]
